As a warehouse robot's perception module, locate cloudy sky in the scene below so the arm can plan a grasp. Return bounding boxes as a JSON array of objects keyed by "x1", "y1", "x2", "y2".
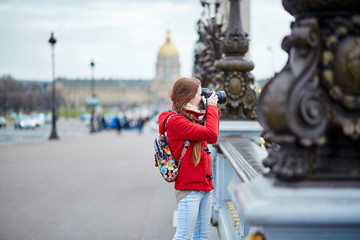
[{"x1": 0, "y1": 0, "x2": 294, "y2": 81}]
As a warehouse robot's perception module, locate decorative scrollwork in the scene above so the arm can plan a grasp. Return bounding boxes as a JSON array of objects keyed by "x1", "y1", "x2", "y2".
[
  {"x1": 299, "y1": 92, "x2": 326, "y2": 127},
  {"x1": 259, "y1": 17, "x2": 326, "y2": 146},
  {"x1": 259, "y1": 0, "x2": 360, "y2": 181},
  {"x1": 294, "y1": 90, "x2": 328, "y2": 146}
]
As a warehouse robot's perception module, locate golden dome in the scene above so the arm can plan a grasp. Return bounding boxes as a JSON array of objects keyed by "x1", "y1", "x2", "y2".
[{"x1": 158, "y1": 30, "x2": 178, "y2": 56}]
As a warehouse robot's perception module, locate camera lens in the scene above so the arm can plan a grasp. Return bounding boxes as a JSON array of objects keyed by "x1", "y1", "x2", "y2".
[
  {"x1": 201, "y1": 88, "x2": 212, "y2": 98},
  {"x1": 201, "y1": 88, "x2": 227, "y2": 105},
  {"x1": 216, "y1": 91, "x2": 227, "y2": 104}
]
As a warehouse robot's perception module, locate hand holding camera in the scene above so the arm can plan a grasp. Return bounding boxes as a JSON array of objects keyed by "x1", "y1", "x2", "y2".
[
  {"x1": 199, "y1": 88, "x2": 226, "y2": 125},
  {"x1": 202, "y1": 92, "x2": 218, "y2": 106},
  {"x1": 200, "y1": 88, "x2": 227, "y2": 110}
]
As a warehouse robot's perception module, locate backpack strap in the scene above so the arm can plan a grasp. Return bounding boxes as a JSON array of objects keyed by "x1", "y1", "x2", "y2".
[
  {"x1": 164, "y1": 112, "x2": 189, "y2": 169},
  {"x1": 178, "y1": 140, "x2": 190, "y2": 168},
  {"x1": 164, "y1": 109, "x2": 177, "y2": 136},
  {"x1": 164, "y1": 114, "x2": 175, "y2": 139}
]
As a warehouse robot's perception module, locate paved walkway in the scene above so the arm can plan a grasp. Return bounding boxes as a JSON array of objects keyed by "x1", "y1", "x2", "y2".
[{"x1": 0, "y1": 125, "x2": 220, "y2": 240}]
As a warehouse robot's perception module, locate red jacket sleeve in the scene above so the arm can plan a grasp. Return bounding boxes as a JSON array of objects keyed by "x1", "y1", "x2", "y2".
[{"x1": 167, "y1": 105, "x2": 220, "y2": 144}]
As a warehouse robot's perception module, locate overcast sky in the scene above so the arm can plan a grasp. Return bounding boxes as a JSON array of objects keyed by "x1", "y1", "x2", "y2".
[{"x1": 0, "y1": 0, "x2": 293, "y2": 81}]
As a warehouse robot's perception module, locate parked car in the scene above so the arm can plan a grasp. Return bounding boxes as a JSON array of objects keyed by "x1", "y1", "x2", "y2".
[
  {"x1": 14, "y1": 115, "x2": 36, "y2": 129},
  {"x1": 0, "y1": 116, "x2": 6, "y2": 128},
  {"x1": 44, "y1": 112, "x2": 52, "y2": 124},
  {"x1": 31, "y1": 113, "x2": 45, "y2": 127}
]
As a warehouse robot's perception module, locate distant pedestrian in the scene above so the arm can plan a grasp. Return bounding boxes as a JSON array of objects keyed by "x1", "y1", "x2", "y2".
[
  {"x1": 136, "y1": 116, "x2": 145, "y2": 134},
  {"x1": 101, "y1": 116, "x2": 108, "y2": 130},
  {"x1": 115, "y1": 116, "x2": 122, "y2": 135},
  {"x1": 158, "y1": 77, "x2": 220, "y2": 240},
  {"x1": 97, "y1": 115, "x2": 103, "y2": 131}
]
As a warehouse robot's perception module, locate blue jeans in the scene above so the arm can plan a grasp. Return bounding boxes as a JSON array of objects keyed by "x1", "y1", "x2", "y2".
[{"x1": 173, "y1": 191, "x2": 213, "y2": 240}]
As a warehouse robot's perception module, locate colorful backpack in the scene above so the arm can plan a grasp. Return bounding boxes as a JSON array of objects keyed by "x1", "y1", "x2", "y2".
[{"x1": 154, "y1": 113, "x2": 190, "y2": 182}]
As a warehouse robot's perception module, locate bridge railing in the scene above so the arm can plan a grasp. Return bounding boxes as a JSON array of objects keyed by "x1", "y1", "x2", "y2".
[{"x1": 211, "y1": 120, "x2": 268, "y2": 240}]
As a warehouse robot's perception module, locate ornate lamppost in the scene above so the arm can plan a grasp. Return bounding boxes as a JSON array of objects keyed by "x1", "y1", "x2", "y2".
[
  {"x1": 194, "y1": 0, "x2": 258, "y2": 120},
  {"x1": 48, "y1": 32, "x2": 59, "y2": 140},
  {"x1": 89, "y1": 59, "x2": 96, "y2": 133},
  {"x1": 214, "y1": 0, "x2": 257, "y2": 119}
]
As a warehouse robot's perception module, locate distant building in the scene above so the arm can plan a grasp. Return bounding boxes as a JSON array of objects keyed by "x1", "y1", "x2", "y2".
[
  {"x1": 56, "y1": 30, "x2": 180, "y2": 109},
  {"x1": 151, "y1": 30, "x2": 180, "y2": 103},
  {"x1": 56, "y1": 78, "x2": 152, "y2": 108}
]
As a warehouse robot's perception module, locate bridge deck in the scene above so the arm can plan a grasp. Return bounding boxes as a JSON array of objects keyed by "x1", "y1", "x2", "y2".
[{"x1": 0, "y1": 126, "x2": 219, "y2": 240}]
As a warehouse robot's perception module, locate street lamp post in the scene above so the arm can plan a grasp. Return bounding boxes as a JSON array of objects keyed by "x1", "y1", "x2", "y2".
[
  {"x1": 48, "y1": 32, "x2": 59, "y2": 140},
  {"x1": 267, "y1": 46, "x2": 275, "y2": 77},
  {"x1": 89, "y1": 59, "x2": 96, "y2": 133}
]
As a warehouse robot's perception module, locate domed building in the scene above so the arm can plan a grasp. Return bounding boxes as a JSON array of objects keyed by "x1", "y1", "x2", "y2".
[
  {"x1": 52, "y1": 30, "x2": 181, "y2": 110},
  {"x1": 151, "y1": 30, "x2": 180, "y2": 103}
]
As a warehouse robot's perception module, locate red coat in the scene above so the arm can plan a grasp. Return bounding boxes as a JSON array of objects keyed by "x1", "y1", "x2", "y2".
[{"x1": 158, "y1": 105, "x2": 220, "y2": 191}]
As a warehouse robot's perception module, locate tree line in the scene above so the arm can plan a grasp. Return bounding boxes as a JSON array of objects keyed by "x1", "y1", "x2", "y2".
[{"x1": 0, "y1": 75, "x2": 64, "y2": 116}]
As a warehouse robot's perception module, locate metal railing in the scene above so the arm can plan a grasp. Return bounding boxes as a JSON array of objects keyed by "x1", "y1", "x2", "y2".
[{"x1": 211, "y1": 120, "x2": 267, "y2": 240}]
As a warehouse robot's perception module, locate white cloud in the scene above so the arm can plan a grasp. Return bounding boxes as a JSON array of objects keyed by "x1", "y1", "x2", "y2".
[
  {"x1": 0, "y1": 0, "x2": 293, "y2": 81},
  {"x1": 249, "y1": 0, "x2": 294, "y2": 79}
]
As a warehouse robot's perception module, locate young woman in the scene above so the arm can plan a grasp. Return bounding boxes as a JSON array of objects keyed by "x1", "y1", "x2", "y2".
[{"x1": 158, "y1": 77, "x2": 220, "y2": 240}]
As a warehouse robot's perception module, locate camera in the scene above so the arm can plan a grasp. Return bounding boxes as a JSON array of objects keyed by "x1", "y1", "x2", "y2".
[
  {"x1": 200, "y1": 88, "x2": 227, "y2": 109},
  {"x1": 201, "y1": 88, "x2": 227, "y2": 104}
]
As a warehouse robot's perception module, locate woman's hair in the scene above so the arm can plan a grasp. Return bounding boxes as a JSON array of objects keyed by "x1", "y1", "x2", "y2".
[{"x1": 170, "y1": 77, "x2": 202, "y2": 166}]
